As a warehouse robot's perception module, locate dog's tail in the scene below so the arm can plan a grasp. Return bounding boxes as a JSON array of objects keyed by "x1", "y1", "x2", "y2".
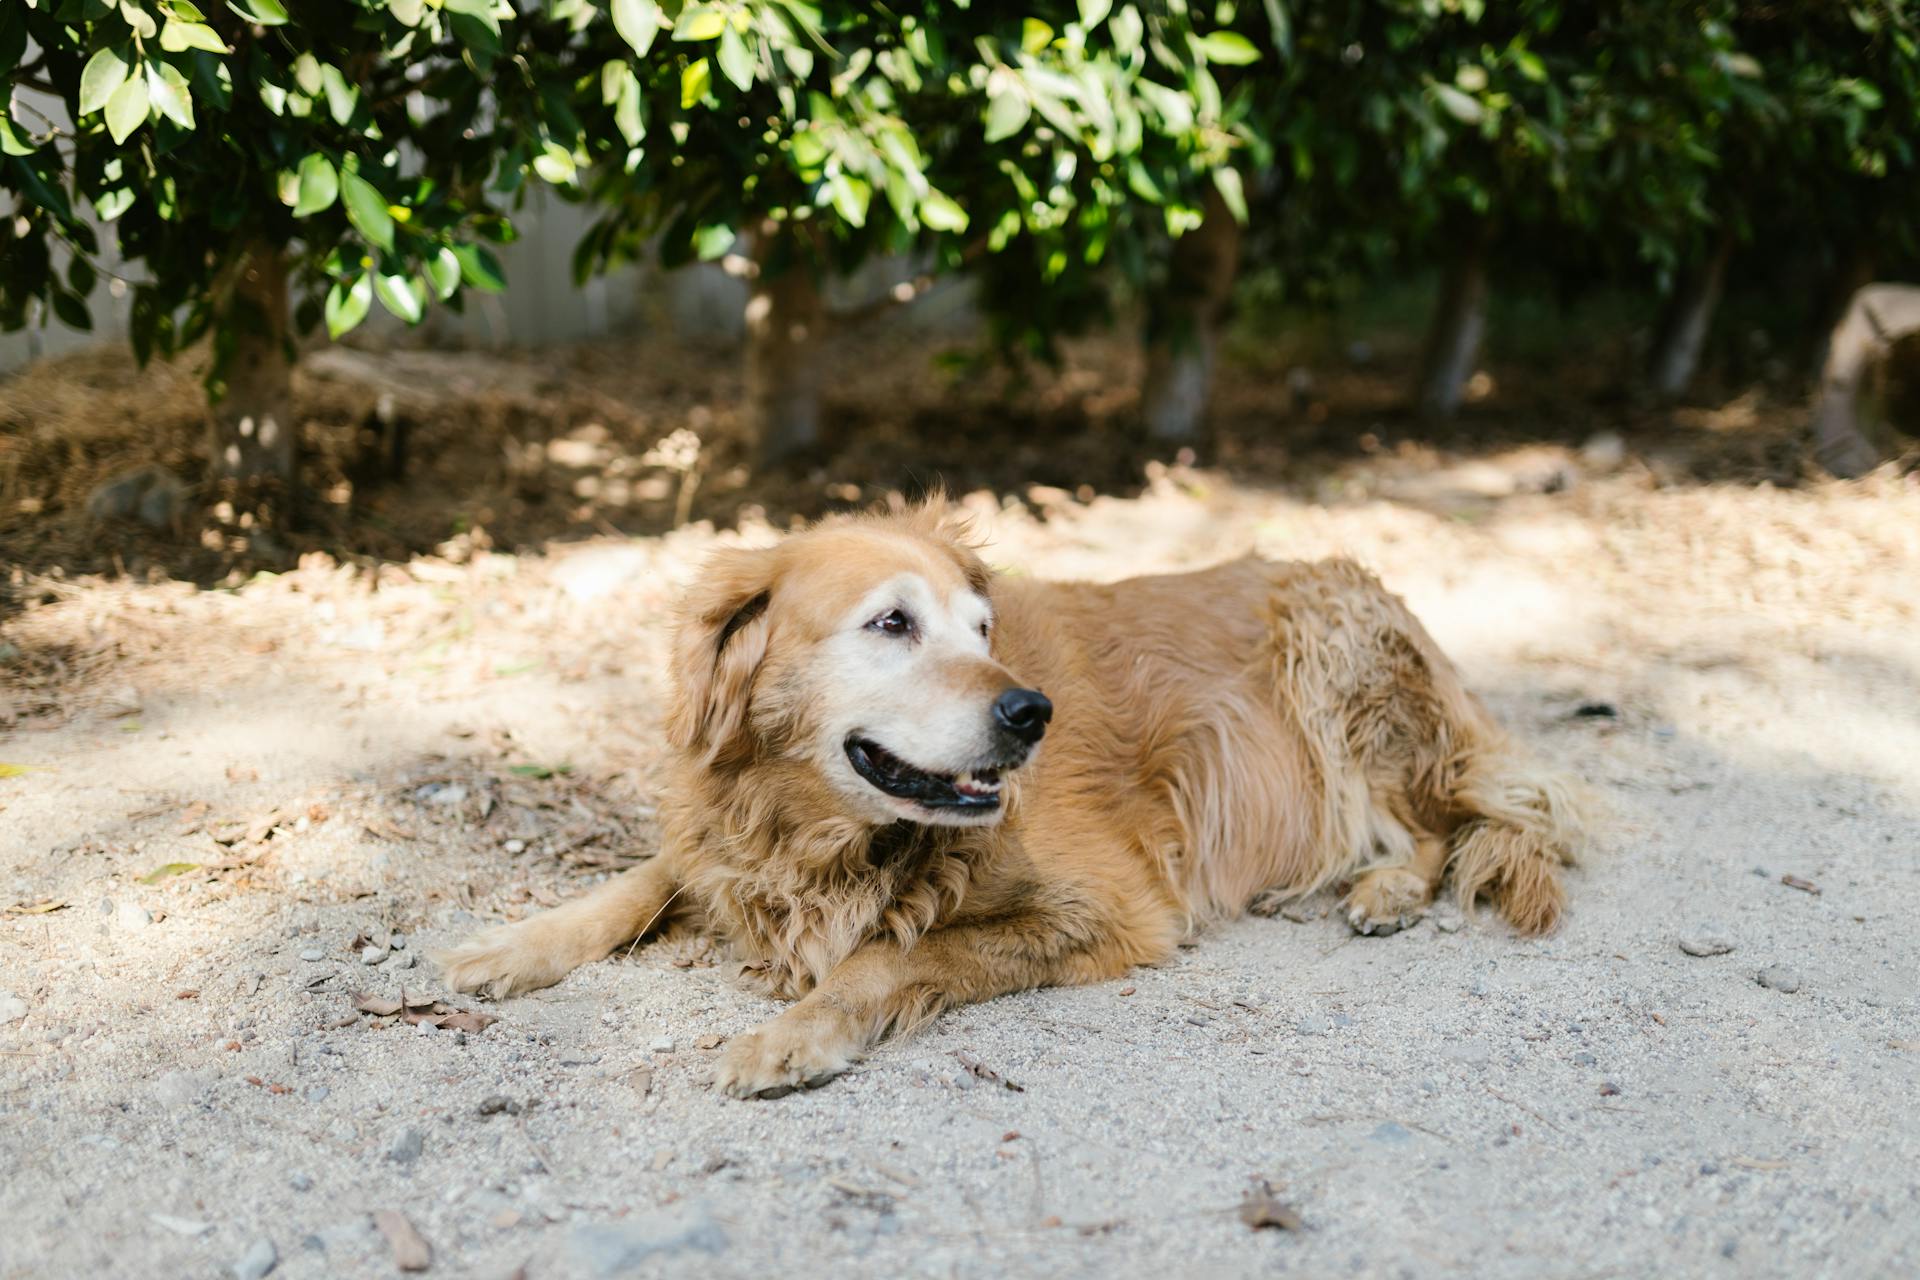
[{"x1": 1442, "y1": 751, "x2": 1590, "y2": 933}]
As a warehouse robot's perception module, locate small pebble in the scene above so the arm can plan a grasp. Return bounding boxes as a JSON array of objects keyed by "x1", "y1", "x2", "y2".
[
  {"x1": 1679, "y1": 936, "x2": 1734, "y2": 957},
  {"x1": 232, "y1": 1236, "x2": 278, "y2": 1280},
  {"x1": 289, "y1": 1173, "x2": 313, "y2": 1192},
  {"x1": 389, "y1": 934, "x2": 407, "y2": 949},
  {"x1": 1756, "y1": 966, "x2": 1803, "y2": 994},
  {"x1": 299, "y1": 949, "x2": 324, "y2": 963},
  {"x1": 383, "y1": 952, "x2": 418, "y2": 971},
  {"x1": 387, "y1": 1127, "x2": 425, "y2": 1164},
  {"x1": 0, "y1": 993, "x2": 27, "y2": 1024},
  {"x1": 116, "y1": 903, "x2": 153, "y2": 931},
  {"x1": 1295, "y1": 1014, "x2": 1330, "y2": 1036},
  {"x1": 504, "y1": 839, "x2": 527, "y2": 854},
  {"x1": 304, "y1": 1085, "x2": 330, "y2": 1104},
  {"x1": 650, "y1": 1034, "x2": 676, "y2": 1054},
  {"x1": 360, "y1": 946, "x2": 388, "y2": 966}
]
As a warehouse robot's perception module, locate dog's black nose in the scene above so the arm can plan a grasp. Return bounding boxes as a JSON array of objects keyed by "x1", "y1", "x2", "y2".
[{"x1": 993, "y1": 688, "x2": 1053, "y2": 744}]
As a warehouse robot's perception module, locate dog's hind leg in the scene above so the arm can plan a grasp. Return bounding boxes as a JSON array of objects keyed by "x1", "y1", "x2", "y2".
[
  {"x1": 435, "y1": 853, "x2": 683, "y2": 998},
  {"x1": 1264, "y1": 559, "x2": 1586, "y2": 935}
]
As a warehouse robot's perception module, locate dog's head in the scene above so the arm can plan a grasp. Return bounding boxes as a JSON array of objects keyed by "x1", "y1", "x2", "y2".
[{"x1": 665, "y1": 505, "x2": 1048, "y2": 828}]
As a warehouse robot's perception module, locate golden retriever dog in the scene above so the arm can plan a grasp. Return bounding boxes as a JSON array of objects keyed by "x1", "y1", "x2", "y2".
[{"x1": 439, "y1": 502, "x2": 1585, "y2": 1097}]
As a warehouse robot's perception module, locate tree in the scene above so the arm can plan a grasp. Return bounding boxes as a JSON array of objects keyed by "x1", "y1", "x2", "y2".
[
  {"x1": 558, "y1": 2, "x2": 1249, "y2": 461},
  {"x1": 0, "y1": 0, "x2": 565, "y2": 523}
]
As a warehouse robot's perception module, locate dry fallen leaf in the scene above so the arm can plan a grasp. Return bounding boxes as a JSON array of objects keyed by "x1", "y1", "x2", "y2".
[
  {"x1": 372, "y1": 1209, "x2": 433, "y2": 1272},
  {"x1": 627, "y1": 1066, "x2": 654, "y2": 1096},
  {"x1": 1238, "y1": 1177, "x2": 1305, "y2": 1231},
  {"x1": 1780, "y1": 875, "x2": 1821, "y2": 895},
  {"x1": 353, "y1": 992, "x2": 404, "y2": 1017},
  {"x1": 953, "y1": 1050, "x2": 1024, "y2": 1092},
  {"x1": 693, "y1": 1033, "x2": 725, "y2": 1050},
  {"x1": 432, "y1": 1009, "x2": 499, "y2": 1034},
  {"x1": 3, "y1": 899, "x2": 68, "y2": 916}
]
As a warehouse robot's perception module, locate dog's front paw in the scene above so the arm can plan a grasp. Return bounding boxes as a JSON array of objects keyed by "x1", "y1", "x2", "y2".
[
  {"x1": 434, "y1": 918, "x2": 586, "y2": 999},
  {"x1": 714, "y1": 1015, "x2": 859, "y2": 1099},
  {"x1": 1343, "y1": 867, "x2": 1433, "y2": 937}
]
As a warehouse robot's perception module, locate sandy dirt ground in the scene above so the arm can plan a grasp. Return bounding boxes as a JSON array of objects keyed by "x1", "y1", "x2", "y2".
[{"x1": 4, "y1": 410, "x2": 1920, "y2": 1278}]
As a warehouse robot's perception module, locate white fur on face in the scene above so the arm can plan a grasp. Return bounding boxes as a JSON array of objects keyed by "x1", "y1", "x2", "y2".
[{"x1": 809, "y1": 571, "x2": 1009, "y2": 824}]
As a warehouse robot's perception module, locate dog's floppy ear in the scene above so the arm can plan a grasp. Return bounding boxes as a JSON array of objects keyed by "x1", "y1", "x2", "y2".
[{"x1": 666, "y1": 545, "x2": 778, "y2": 764}]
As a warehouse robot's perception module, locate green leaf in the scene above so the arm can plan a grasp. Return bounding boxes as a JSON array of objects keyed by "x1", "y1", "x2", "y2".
[
  {"x1": 507, "y1": 762, "x2": 573, "y2": 779},
  {"x1": 95, "y1": 187, "x2": 136, "y2": 220},
  {"x1": 0, "y1": 117, "x2": 33, "y2": 157},
  {"x1": 426, "y1": 247, "x2": 461, "y2": 300},
  {"x1": 79, "y1": 46, "x2": 130, "y2": 116},
  {"x1": 51, "y1": 290, "x2": 91, "y2": 331},
  {"x1": 1021, "y1": 18, "x2": 1053, "y2": 55},
  {"x1": 532, "y1": 142, "x2": 576, "y2": 184},
  {"x1": 340, "y1": 171, "x2": 395, "y2": 251},
  {"x1": 716, "y1": 23, "x2": 753, "y2": 91},
  {"x1": 292, "y1": 153, "x2": 338, "y2": 217},
  {"x1": 146, "y1": 62, "x2": 195, "y2": 130},
  {"x1": 611, "y1": 0, "x2": 660, "y2": 56},
  {"x1": 159, "y1": 19, "x2": 227, "y2": 53},
  {"x1": 452, "y1": 243, "x2": 506, "y2": 292},
  {"x1": 69, "y1": 256, "x2": 97, "y2": 297},
  {"x1": 119, "y1": 3, "x2": 157, "y2": 40},
  {"x1": 984, "y1": 84, "x2": 1030, "y2": 142},
  {"x1": 229, "y1": 0, "x2": 289, "y2": 24},
  {"x1": 325, "y1": 274, "x2": 373, "y2": 338},
  {"x1": 105, "y1": 74, "x2": 150, "y2": 144},
  {"x1": 919, "y1": 190, "x2": 967, "y2": 232},
  {"x1": 1078, "y1": 0, "x2": 1112, "y2": 27},
  {"x1": 681, "y1": 58, "x2": 711, "y2": 109},
  {"x1": 320, "y1": 64, "x2": 359, "y2": 125},
  {"x1": 292, "y1": 53, "x2": 323, "y2": 97},
  {"x1": 1261, "y1": 0, "x2": 1292, "y2": 56},
  {"x1": 1111, "y1": 5, "x2": 1142, "y2": 57},
  {"x1": 1211, "y1": 166, "x2": 1247, "y2": 223},
  {"x1": 674, "y1": 5, "x2": 725, "y2": 40},
  {"x1": 1198, "y1": 31, "x2": 1260, "y2": 65},
  {"x1": 612, "y1": 68, "x2": 645, "y2": 144},
  {"x1": 691, "y1": 223, "x2": 734, "y2": 260},
  {"x1": 1431, "y1": 82, "x2": 1485, "y2": 125},
  {"x1": 373, "y1": 271, "x2": 424, "y2": 324},
  {"x1": 387, "y1": 0, "x2": 425, "y2": 25},
  {"x1": 140, "y1": 862, "x2": 199, "y2": 884},
  {"x1": 825, "y1": 172, "x2": 870, "y2": 226}
]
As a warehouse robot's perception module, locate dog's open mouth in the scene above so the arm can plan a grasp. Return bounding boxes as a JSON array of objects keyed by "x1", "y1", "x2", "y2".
[{"x1": 845, "y1": 736, "x2": 1006, "y2": 811}]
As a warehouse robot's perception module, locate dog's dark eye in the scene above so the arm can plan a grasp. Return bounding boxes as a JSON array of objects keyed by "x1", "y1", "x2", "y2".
[
  {"x1": 869, "y1": 608, "x2": 913, "y2": 637},
  {"x1": 979, "y1": 621, "x2": 991, "y2": 639}
]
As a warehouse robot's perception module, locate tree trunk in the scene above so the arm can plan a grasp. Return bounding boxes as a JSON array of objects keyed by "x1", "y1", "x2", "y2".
[
  {"x1": 1808, "y1": 245, "x2": 1877, "y2": 381},
  {"x1": 1645, "y1": 232, "x2": 1733, "y2": 401},
  {"x1": 1142, "y1": 185, "x2": 1243, "y2": 441},
  {"x1": 745, "y1": 224, "x2": 825, "y2": 463},
  {"x1": 1810, "y1": 283, "x2": 1920, "y2": 477},
  {"x1": 207, "y1": 243, "x2": 295, "y2": 519},
  {"x1": 1415, "y1": 221, "x2": 1491, "y2": 419}
]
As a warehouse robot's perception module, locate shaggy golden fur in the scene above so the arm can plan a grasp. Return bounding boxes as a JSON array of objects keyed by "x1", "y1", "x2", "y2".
[{"x1": 439, "y1": 502, "x2": 1587, "y2": 1097}]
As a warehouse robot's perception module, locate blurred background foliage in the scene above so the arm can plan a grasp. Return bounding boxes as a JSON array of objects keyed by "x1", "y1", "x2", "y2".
[{"x1": 4, "y1": 0, "x2": 1919, "y2": 506}]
